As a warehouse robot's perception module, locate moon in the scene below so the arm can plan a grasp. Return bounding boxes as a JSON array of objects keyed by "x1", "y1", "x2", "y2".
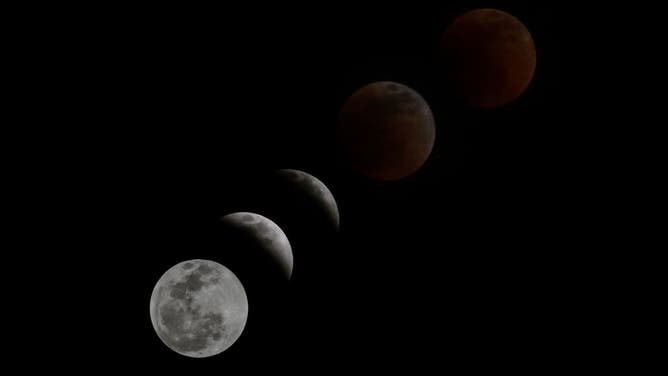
[
  {"x1": 441, "y1": 8, "x2": 536, "y2": 108},
  {"x1": 274, "y1": 169, "x2": 340, "y2": 232},
  {"x1": 149, "y1": 259, "x2": 248, "y2": 358},
  {"x1": 336, "y1": 81, "x2": 435, "y2": 181},
  {"x1": 219, "y1": 212, "x2": 293, "y2": 280}
]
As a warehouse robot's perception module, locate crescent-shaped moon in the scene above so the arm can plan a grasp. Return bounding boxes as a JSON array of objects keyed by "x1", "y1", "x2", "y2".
[
  {"x1": 219, "y1": 212, "x2": 294, "y2": 280},
  {"x1": 274, "y1": 169, "x2": 340, "y2": 232}
]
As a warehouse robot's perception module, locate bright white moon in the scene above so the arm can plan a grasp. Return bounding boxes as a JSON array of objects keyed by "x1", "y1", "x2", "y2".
[{"x1": 149, "y1": 259, "x2": 248, "y2": 358}]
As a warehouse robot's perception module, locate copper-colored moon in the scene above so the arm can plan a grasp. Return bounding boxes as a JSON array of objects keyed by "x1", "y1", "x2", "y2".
[
  {"x1": 336, "y1": 81, "x2": 435, "y2": 181},
  {"x1": 441, "y1": 8, "x2": 536, "y2": 108}
]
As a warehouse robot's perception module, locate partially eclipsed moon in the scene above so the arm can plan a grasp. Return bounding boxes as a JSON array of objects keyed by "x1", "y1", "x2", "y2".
[
  {"x1": 220, "y1": 212, "x2": 294, "y2": 280},
  {"x1": 149, "y1": 259, "x2": 248, "y2": 358},
  {"x1": 275, "y1": 169, "x2": 340, "y2": 232}
]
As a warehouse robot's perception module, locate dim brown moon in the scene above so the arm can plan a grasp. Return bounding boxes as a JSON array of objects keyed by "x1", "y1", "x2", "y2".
[
  {"x1": 336, "y1": 81, "x2": 435, "y2": 181},
  {"x1": 441, "y1": 8, "x2": 536, "y2": 108}
]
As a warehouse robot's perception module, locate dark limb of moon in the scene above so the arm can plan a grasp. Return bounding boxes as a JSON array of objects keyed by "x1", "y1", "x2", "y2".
[
  {"x1": 150, "y1": 259, "x2": 248, "y2": 358},
  {"x1": 336, "y1": 81, "x2": 435, "y2": 181},
  {"x1": 441, "y1": 8, "x2": 536, "y2": 108}
]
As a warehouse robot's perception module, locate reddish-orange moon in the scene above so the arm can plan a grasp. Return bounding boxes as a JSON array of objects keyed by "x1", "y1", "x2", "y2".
[
  {"x1": 336, "y1": 81, "x2": 435, "y2": 181},
  {"x1": 441, "y1": 8, "x2": 536, "y2": 108}
]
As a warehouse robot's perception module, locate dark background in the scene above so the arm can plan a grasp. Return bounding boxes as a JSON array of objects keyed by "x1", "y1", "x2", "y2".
[{"x1": 16, "y1": 1, "x2": 572, "y2": 372}]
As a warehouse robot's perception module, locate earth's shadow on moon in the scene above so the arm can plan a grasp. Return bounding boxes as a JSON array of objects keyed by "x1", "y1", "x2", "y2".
[{"x1": 217, "y1": 171, "x2": 341, "y2": 284}]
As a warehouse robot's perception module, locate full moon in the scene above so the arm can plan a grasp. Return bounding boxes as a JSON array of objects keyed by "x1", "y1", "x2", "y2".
[
  {"x1": 337, "y1": 81, "x2": 435, "y2": 181},
  {"x1": 149, "y1": 259, "x2": 248, "y2": 358},
  {"x1": 441, "y1": 8, "x2": 536, "y2": 108}
]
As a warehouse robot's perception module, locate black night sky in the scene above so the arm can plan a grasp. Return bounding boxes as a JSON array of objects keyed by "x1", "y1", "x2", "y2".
[{"x1": 21, "y1": 1, "x2": 572, "y2": 372}]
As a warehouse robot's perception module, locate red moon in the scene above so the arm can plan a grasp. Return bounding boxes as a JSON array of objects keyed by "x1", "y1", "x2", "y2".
[
  {"x1": 336, "y1": 81, "x2": 435, "y2": 181},
  {"x1": 441, "y1": 8, "x2": 536, "y2": 108}
]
